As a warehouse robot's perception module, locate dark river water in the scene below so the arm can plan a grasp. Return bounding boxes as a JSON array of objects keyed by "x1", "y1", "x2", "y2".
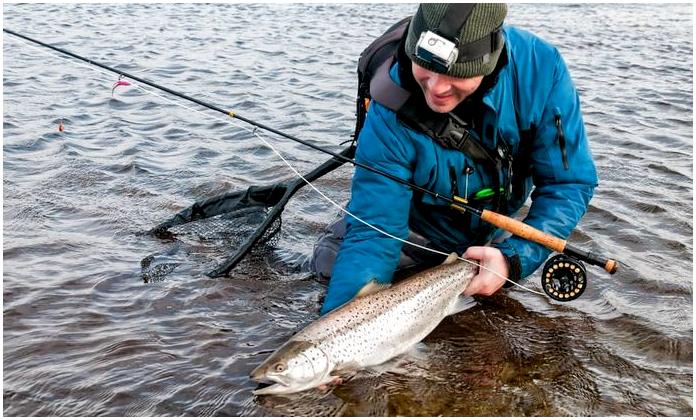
[{"x1": 3, "y1": 3, "x2": 693, "y2": 416}]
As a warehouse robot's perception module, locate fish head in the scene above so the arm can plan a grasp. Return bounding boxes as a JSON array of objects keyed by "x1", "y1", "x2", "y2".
[{"x1": 250, "y1": 340, "x2": 331, "y2": 395}]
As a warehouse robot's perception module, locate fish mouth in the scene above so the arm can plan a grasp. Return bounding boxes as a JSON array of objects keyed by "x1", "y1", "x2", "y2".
[
  {"x1": 252, "y1": 382, "x2": 293, "y2": 396},
  {"x1": 250, "y1": 370, "x2": 292, "y2": 396},
  {"x1": 250, "y1": 372, "x2": 323, "y2": 396},
  {"x1": 250, "y1": 364, "x2": 285, "y2": 382},
  {"x1": 251, "y1": 372, "x2": 289, "y2": 385}
]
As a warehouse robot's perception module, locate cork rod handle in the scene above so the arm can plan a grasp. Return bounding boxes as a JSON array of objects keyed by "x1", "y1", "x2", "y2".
[{"x1": 480, "y1": 209, "x2": 567, "y2": 252}]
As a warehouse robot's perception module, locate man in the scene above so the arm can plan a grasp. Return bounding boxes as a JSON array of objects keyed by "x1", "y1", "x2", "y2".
[{"x1": 311, "y1": 3, "x2": 597, "y2": 314}]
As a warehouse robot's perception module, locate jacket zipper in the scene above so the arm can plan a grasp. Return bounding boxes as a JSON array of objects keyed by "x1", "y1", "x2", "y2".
[
  {"x1": 449, "y1": 165, "x2": 459, "y2": 197},
  {"x1": 554, "y1": 108, "x2": 569, "y2": 170}
]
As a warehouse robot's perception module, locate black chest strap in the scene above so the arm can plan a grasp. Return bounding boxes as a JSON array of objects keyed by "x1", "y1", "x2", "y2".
[
  {"x1": 369, "y1": 42, "x2": 507, "y2": 162},
  {"x1": 366, "y1": 33, "x2": 515, "y2": 213},
  {"x1": 370, "y1": 59, "x2": 411, "y2": 112}
]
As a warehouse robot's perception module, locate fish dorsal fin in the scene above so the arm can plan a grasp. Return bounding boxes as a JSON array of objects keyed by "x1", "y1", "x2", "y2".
[
  {"x1": 356, "y1": 280, "x2": 390, "y2": 298},
  {"x1": 442, "y1": 252, "x2": 460, "y2": 265}
]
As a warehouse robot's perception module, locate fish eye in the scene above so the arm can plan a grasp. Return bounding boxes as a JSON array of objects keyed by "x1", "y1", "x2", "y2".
[{"x1": 274, "y1": 363, "x2": 286, "y2": 372}]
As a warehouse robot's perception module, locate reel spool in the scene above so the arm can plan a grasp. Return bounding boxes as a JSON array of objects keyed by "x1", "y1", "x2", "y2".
[{"x1": 541, "y1": 254, "x2": 587, "y2": 301}]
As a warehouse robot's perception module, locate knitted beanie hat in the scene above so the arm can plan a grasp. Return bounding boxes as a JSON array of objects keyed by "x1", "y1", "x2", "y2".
[{"x1": 405, "y1": 3, "x2": 508, "y2": 78}]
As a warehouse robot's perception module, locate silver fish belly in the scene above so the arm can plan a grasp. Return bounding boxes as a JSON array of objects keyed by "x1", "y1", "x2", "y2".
[{"x1": 250, "y1": 255, "x2": 477, "y2": 395}]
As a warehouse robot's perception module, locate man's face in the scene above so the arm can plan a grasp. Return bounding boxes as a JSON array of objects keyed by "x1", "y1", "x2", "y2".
[{"x1": 411, "y1": 62, "x2": 484, "y2": 113}]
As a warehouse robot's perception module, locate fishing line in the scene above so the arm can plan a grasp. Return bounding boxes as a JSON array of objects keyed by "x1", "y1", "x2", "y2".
[
  {"x1": 4, "y1": 33, "x2": 546, "y2": 297},
  {"x1": 130, "y1": 76, "x2": 542, "y2": 296},
  {"x1": 118, "y1": 78, "x2": 544, "y2": 296}
]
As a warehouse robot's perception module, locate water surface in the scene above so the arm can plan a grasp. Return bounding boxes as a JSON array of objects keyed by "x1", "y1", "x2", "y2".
[{"x1": 3, "y1": 3, "x2": 693, "y2": 416}]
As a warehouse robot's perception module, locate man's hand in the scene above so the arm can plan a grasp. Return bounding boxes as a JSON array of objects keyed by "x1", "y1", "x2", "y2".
[{"x1": 462, "y1": 246, "x2": 508, "y2": 296}]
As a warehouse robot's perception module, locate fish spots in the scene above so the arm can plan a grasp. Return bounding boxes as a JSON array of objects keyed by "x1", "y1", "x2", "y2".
[{"x1": 253, "y1": 261, "x2": 477, "y2": 394}]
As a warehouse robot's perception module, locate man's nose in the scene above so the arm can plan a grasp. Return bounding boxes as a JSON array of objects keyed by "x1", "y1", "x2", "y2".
[{"x1": 425, "y1": 74, "x2": 450, "y2": 94}]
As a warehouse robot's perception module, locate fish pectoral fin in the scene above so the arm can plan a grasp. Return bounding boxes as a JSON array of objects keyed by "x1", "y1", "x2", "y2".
[
  {"x1": 441, "y1": 252, "x2": 460, "y2": 265},
  {"x1": 356, "y1": 280, "x2": 390, "y2": 298},
  {"x1": 448, "y1": 295, "x2": 477, "y2": 316},
  {"x1": 317, "y1": 375, "x2": 346, "y2": 392},
  {"x1": 330, "y1": 364, "x2": 359, "y2": 381},
  {"x1": 328, "y1": 375, "x2": 346, "y2": 385}
]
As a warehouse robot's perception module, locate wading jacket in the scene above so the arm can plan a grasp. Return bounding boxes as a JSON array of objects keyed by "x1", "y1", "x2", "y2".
[{"x1": 322, "y1": 26, "x2": 598, "y2": 314}]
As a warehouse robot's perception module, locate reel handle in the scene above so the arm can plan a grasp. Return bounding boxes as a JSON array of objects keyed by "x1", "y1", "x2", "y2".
[{"x1": 479, "y1": 210, "x2": 618, "y2": 274}]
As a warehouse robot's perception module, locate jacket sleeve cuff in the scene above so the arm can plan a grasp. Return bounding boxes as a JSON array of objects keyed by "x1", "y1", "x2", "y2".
[{"x1": 494, "y1": 243, "x2": 522, "y2": 288}]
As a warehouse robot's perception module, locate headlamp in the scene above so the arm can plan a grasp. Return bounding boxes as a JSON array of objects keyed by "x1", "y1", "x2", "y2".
[{"x1": 415, "y1": 30, "x2": 459, "y2": 73}]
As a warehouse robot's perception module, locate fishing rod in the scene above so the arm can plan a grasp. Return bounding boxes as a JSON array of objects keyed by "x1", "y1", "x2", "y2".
[{"x1": 4, "y1": 28, "x2": 618, "y2": 289}]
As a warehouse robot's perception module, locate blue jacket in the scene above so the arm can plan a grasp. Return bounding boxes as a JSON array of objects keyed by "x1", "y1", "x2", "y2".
[{"x1": 322, "y1": 26, "x2": 598, "y2": 314}]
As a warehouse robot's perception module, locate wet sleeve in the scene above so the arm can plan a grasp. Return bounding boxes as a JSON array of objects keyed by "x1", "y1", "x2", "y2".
[
  {"x1": 495, "y1": 49, "x2": 598, "y2": 280},
  {"x1": 321, "y1": 102, "x2": 415, "y2": 314}
]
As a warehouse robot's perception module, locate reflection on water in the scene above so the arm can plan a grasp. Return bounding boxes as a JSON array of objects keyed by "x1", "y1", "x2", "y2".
[{"x1": 3, "y1": 3, "x2": 692, "y2": 416}]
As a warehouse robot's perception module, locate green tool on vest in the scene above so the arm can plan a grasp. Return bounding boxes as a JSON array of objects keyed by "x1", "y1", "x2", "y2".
[{"x1": 474, "y1": 187, "x2": 504, "y2": 200}]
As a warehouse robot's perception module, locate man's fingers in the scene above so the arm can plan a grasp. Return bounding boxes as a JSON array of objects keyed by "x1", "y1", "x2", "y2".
[
  {"x1": 462, "y1": 246, "x2": 509, "y2": 297},
  {"x1": 462, "y1": 246, "x2": 487, "y2": 260}
]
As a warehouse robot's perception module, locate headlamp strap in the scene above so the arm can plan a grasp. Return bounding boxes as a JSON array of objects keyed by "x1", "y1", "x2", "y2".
[
  {"x1": 458, "y1": 29, "x2": 502, "y2": 61},
  {"x1": 437, "y1": 3, "x2": 476, "y2": 41},
  {"x1": 434, "y1": 4, "x2": 502, "y2": 63}
]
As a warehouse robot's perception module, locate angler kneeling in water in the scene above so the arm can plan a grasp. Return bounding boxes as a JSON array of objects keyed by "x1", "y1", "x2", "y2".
[{"x1": 311, "y1": 3, "x2": 598, "y2": 313}]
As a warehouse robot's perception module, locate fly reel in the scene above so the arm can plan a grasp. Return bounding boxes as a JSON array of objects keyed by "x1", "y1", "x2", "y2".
[{"x1": 541, "y1": 254, "x2": 587, "y2": 301}]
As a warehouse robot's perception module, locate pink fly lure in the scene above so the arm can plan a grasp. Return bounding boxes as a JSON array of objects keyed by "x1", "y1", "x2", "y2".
[{"x1": 112, "y1": 75, "x2": 131, "y2": 96}]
